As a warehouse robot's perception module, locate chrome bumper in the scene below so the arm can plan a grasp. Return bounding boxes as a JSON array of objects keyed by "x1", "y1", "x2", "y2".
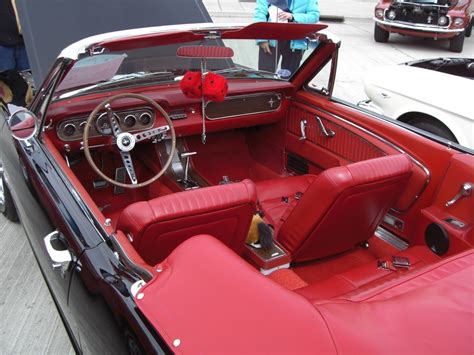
[{"x1": 374, "y1": 17, "x2": 464, "y2": 33}]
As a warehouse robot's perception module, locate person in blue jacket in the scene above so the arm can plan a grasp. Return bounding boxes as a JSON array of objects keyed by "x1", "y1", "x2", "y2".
[{"x1": 253, "y1": 0, "x2": 319, "y2": 76}]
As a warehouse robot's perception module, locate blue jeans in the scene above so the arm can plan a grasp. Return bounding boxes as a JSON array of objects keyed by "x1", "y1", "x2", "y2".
[{"x1": 0, "y1": 44, "x2": 30, "y2": 71}]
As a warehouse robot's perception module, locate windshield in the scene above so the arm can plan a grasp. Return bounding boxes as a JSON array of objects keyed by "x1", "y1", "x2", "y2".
[{"x1": 54, "y1": 34, "x2": 321, "y2": 99}]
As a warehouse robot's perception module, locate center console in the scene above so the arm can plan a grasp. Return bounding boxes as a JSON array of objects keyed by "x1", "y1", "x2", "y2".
[{"x1": 244, "y1": 241, "x2": 291, "y2": 275}]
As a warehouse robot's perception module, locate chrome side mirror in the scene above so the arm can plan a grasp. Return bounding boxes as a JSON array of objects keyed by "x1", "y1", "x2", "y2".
[{"x1": 8, "y1": 108, "x2": 38, "y2": 141}]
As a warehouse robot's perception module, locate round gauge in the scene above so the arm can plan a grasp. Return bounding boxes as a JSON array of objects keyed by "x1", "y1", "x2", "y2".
[
  {"x1": 123, "y1": 114, "x2": 136, "y2": 128},
  {"x1": 79, "y1": 121, "x2": 88, "y2": 134},
  {"x1": 95, "y1": 112, "x2": 118, "y2": 135},
  {"x1": 63, "y1": 123, "x2": 76, "y2": 137},
  {"x1": 138, "y1": 112, "x2": 152, "y2": 125}
]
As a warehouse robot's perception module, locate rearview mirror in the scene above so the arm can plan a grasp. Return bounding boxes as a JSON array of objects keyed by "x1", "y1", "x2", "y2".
[{"x1": 9, "y1": 109, "x2": 38, "y2": 141}]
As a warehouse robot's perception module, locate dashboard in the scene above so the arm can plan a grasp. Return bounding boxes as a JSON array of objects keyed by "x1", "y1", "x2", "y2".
[
  {"x1": 56, "y1": 107, "x2": 155, "y2": 141},
  {"x1": 49, "y1": 80, "x2": 294, "y2": 152}
]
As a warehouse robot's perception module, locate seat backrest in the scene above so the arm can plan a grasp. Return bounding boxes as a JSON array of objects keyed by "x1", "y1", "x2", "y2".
[
  {"x1": 117, "y1": 179, "x2": 257, "y2": 265},
  {"x1": 278, "y1": 155, "x2": 413, "y2": 262}
]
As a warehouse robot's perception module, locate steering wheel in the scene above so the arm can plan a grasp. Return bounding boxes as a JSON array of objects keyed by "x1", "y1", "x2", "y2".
[{"x1": 83, "y1": 93, "x2": 176, "y2": 189}]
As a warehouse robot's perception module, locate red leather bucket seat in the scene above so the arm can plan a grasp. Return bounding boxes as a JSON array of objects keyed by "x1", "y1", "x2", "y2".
[
  {"x1": 256, "y1": 155, "x2": 413, "y2": 262},
  {"x1": 117, "y1": 179, "x2": 257, "y2": 265}
]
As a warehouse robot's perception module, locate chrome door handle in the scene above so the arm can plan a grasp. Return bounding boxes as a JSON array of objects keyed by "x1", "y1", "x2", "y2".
[
  {"x1": 299, "y1": 119, "x2": 307, "y2": 141},
  {"x1": 44, "y1": 231, "x2": 72, "y2": 275},
  {"x1": 315, "y1": 116, "x2": 335, "y2": 138},
  {"x1": 446, "y1": 183, "x2": 472, "y2": 207}
]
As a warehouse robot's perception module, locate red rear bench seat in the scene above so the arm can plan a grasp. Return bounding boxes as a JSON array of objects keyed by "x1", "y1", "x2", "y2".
[{"x1": 135, "y1": 235, "x2": 474, "y2": 354}]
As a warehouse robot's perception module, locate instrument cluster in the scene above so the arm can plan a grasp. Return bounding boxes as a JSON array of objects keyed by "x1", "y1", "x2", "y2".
[{"x1": 56, "y1": 107, "x2": 155, "y2": 141}]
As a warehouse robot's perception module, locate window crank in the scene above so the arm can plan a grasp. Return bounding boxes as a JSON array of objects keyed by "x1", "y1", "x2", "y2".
[
  {"x1": 315, "y1": 116, "x2": 335, "y2": 138},
  {"x1": 446, "y1": 182, "x2": 472, "y2": 207},
  {"x1": 299, "y1": 119, "x2": 307, "y2": 141}
]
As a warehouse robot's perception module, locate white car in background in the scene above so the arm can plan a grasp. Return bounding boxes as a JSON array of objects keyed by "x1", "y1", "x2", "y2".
[{"x1": 360, "y1": 57, "x2": 474, "y2": 149}]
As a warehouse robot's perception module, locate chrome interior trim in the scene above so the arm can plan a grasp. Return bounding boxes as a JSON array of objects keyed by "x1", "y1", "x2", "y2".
[
  {"x1": 295, "y1": 100, "x2": 431, "y2": 212},
  {"x1": 205, "y1": 92, "x2": 282, "y2": 120},
  {"x1": 110, "y1": 234, "x2": 153, "y2": 282},
  {"x1": 375, "y1": 226, "x2": 409, "y2": 251}
]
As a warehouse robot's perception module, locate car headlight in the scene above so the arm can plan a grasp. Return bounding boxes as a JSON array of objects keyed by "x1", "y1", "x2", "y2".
[
  {"x1": 375, "y1": 9, "x2": 384, "y2": 19},
  {"x1": 386, "y1": 10, "x2": 397, "y2": 20},
  {"x1": 453, "y1": 17, "x2": 464, "y2": 26},
  {"x1": 438, "y1": 16, "x2": 448, "y2": 26}
]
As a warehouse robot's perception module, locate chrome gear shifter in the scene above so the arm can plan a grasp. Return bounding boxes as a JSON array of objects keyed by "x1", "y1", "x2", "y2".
[{"x1": 177, "y1": 151, "x2": 199, "y2": 190}]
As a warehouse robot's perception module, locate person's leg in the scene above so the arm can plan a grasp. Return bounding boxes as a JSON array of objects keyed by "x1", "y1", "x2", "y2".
[
  {"x1": 258, "y1": 44, "x2": 277, "y2": 72},
  {"x1": 280, "y1": 43, "x2": 304, "y2": 76},
  {"x1": 14, "y1": 44, "x2": 30, "y2": 71},
  {"x1": 0, "y1": 45, "x2": 16, "y2": 72}
]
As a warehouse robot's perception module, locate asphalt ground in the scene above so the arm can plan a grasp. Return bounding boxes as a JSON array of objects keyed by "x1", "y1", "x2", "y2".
[{"x1": 1, "y1": 1, "x2": 472, "y2": 353}]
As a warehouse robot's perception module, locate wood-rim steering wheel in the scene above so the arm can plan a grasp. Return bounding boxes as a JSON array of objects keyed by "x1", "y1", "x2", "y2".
[{"x1": 83, "y1": 93, "x2": 176, "y2": 189}]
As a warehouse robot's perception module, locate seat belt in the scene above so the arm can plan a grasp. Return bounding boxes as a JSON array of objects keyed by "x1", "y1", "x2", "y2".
[{"x1": 280, "y1": 192, "x2": 303, "y2": 223}]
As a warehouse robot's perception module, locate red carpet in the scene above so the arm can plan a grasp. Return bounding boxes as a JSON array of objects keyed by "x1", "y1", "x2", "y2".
[{"x1": 292, "y1": 236, "x2": 400, "y2": 285}]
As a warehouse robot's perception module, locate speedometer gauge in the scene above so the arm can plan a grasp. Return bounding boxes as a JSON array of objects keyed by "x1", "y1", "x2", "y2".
[{"x1": 95, "y1": 112, "x2": 119, "y2": 135}]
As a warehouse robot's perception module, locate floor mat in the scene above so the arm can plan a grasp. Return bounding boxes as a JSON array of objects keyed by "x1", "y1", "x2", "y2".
[
  {"x1": 267, "y1": 269, "x2": 308, "y2": 290},
  {"x1": 292, "y1": 236, "x2": 400, "y2": 285}
]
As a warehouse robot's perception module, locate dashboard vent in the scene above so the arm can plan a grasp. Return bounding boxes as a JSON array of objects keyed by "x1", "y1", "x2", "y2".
[
  {"x1": 169, "y1": 109, "x2": 187, "y2": 120},
  {"x1": 287, "y1": 153, "x2": 308, "y2": 175}
]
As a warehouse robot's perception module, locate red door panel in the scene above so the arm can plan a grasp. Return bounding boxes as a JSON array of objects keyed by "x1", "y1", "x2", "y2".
[{"x1": 287, "y1": 91, "x2": 469, "y2": 246}]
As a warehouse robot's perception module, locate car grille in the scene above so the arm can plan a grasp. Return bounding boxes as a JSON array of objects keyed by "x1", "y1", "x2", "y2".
[{"x1": 386, "y1": 3, "x2": 449, "y2": 27}]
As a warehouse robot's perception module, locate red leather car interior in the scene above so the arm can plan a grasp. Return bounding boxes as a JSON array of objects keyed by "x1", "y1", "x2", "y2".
[
  {"x1": 256, "y1": 154, "x2": 413, "y2": 262},
  {"x1": 117, "y1": 179, "x2": 257, "y2": 265},
  {"x1": 136, "y1": 235, "x2": 474, "y2": 354}
]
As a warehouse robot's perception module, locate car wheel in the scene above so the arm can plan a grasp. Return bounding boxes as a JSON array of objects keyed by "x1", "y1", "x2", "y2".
[
  {"x1": 465, "y1": 19, "x2": 472, "y2": 37},
  {"x1": 408, "y1": 116, "x2": 458, "y2": 143},
  {"x1": 374, "y1": 24, "x2": 389, "y2": 43},
  {"x1": 449, "y1": 32, "x2": 465, "y2": 53},
  {"x1": 0, "y1": 172, "x2": 19, "y2": 222}
]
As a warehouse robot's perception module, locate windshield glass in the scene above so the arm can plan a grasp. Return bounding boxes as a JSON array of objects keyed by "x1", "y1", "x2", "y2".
[{"x1": 54, "y1": 34, "x2": 321, "y2": 99}]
